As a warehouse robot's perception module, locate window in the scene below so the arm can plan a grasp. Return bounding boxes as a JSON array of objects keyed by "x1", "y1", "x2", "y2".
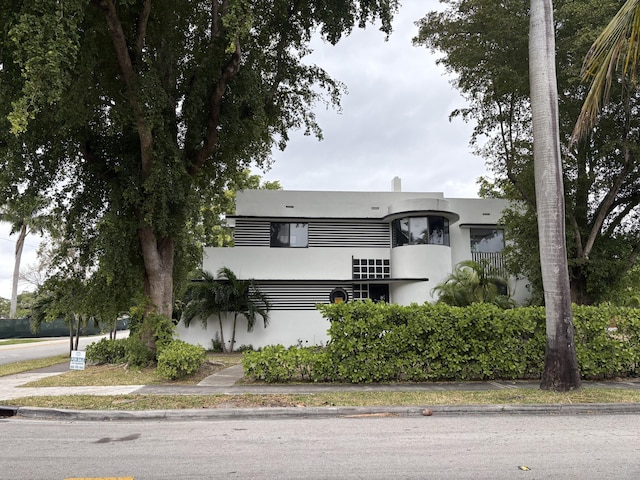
[
  {"x1": 270, "y1": 223, "x2": 308, "y2": 247},
  {"x1": 470, "y1": 228, "x2": 504, "y2": 253},
  {"x1": 352, "y1": 258, "x2": 390, "y2": 279},
  {"x1": 353, "y1": 283, "x2": 389, "y2": 302},
  {"x1": 392, "y1": 216, "x2": 449, "y2": 247}
]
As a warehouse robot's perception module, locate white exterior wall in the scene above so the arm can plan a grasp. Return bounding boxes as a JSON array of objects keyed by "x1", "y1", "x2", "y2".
[
  {"x1": 390, "y1": 244, "x2": 452, "y2": 304},
  {"x1": 203, "y1": 247, "x2": 390, "y2": 281},
  {"x1": 176, "y1": 310, "x2": 330, "y2": 350},
  {"x1": 177, "y1": 189, "x2": 527, "y2": 349}
]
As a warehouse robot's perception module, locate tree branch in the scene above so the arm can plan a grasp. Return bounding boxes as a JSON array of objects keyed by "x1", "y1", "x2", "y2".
[
  {"x1": 496, "y1": 94, "x2": 535, "y2": 209},
  {"x1": 189, "y1": 39, "x2": 242, "y2": 175},
  {"x1": 93, "y1": 0, "x2": 154, "y2": 177},
  {"x1": 135, "y1": 0, "x2": 152, "y2": 59},
  {"x1": 568, "y1": 210, "x2": 584, "y2": 258}
]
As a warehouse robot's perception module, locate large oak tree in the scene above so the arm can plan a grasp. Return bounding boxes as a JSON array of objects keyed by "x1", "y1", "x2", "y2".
[{"x1": 0, "y1": 1, "x2": 398, "y2": 347}]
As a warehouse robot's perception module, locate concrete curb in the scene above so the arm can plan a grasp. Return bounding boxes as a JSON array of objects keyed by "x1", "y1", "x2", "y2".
[{"x1": 13, "y1": 402, "x2": 640, "y2": 422}]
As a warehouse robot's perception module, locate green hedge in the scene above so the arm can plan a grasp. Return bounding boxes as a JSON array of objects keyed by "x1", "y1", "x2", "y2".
[
  {"x1": 156, "y1": 340, "x2": 206, "y2": 380},
  {"x1": 243, "y1": 302, "x2": 640, "y2": 383}
]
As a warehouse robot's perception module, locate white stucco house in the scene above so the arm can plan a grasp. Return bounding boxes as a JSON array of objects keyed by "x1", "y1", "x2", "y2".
[{"x1": 177, "y1": 179, "x2": 529, "y2": 350}]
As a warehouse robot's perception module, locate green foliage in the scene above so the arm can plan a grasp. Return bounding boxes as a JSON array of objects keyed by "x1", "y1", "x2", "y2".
[
  {"x1": 198, "y1": 169, "x2": 282, "y2": 248},
  {"x1": 0, "y1": 298, "x2": 9, "y2": 318},
  {"x1": 210, "y1": 332, "x2": 224, "y2": 353},
  {"x1": 243, "y1": 345, "x2": 328, "y2": 383},
  {"x1": 236, "y1": 344, "x2": 254, "y2": 353},
  {"x1": 0, "y1": 0, "x2": 399, "y2": 333},
  {"x1": 124, "y1": 335, "x2": 156, "y2": 368},
  {"x1": 129, "y1": 304, "x2": 175, "y2": 355},
  {"x1": 432, "y1": 260, "x2": 513, "y2": 308},
  {"x1": 243, "y1": 302, "x2": 640, "y2": 383},
  {"x1": 156, "y1": 340, "x2": 206, "y2": 380},
  {"x1": 415, "y1": 0, "x2": 640, "y2": 304},
  {"x1": 181, "y1": 268, "x2": 270, "y2": 352},
  {"x1": 86, "y1": 338, "x2": 128, "y2": 365}
]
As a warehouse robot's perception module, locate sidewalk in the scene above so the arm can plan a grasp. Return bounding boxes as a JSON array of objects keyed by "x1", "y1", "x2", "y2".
[{"x1": 2, "y1": 363, "x2": 640, "y2": 420}]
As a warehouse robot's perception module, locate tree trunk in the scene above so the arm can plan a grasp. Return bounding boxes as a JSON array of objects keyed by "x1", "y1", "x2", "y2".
[
  {"x1": 68, "y1": 322, "x2": 74, "y2": 357},
  {"x1": 569, "y1": 268, "x2": 593, "y2": 306},
  {"x1": 10, "y1": 223, "x2": 27, "y2": 318},
  {"x1": 74, "y1": 314, "x2": 81, "y2": 351},
  {"x1": 229, "y1": 314, "x2": 238, "y2": 353},
  {"x1": 217, "y1": 314, "x2": 227, "y2": 354},
  {"x1": 529, "y1": 0, "x2": 581, "y2": 391},
  {"x1": 138, "y1": 225, "x2": 175, "y2": 349}
]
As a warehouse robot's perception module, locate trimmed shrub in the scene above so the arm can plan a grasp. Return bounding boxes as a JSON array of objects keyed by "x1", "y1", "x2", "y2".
[
  {"x1": 242, "y1": 302, "x2": 640, "y2": 383},
  {"x1": 243, "y1": 345, "x2": 328, "y2": 383},
  {"x1": 157, "y1": 340, "x2": 206, "y2": 380},
  {"x1": 86, "y1": 338, "x2": 128, "y2": 364}
]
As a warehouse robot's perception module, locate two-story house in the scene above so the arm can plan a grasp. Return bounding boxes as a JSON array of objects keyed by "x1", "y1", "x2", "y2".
[{"x1": 177, "y1": 180, "x2": 528, "y2": 349}]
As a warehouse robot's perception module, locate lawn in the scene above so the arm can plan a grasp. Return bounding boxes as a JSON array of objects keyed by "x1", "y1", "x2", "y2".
[
  {"x1": 19, "y1": 352, "x2": 243, "y2": 387},
  {"x1": 10, "y1": 388, "x2": 640, "y2": 411},
  {"x1": 3, "y1": 353, "x2": 640, "y2": 411}
]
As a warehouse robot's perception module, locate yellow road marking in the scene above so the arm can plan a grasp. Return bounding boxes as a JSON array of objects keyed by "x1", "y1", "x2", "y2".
[{"x1": 64, "y1": 477, "x2": 134, "y2": 480}]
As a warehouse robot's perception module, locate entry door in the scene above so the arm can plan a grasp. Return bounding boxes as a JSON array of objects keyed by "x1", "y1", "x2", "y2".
[{"x1": 369, "y1": 284, "x2": 389, "y2": 303}]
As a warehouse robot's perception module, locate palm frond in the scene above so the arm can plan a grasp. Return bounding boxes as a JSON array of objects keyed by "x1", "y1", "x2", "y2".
[{"x1": 572, "y1": 0, "x2": 640, "y2": 142}]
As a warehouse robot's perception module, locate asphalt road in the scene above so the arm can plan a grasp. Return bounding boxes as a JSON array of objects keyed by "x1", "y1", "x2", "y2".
[
  {"x1": 0, "y1": 332, "x2": 127, "y2": 365},
  {"x1": 2, "y1": 414, "x2": 639, "y2": 479}
]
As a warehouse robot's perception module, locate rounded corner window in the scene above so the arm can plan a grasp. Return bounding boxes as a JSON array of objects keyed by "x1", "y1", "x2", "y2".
[{"x1": 329, "y1": 287, "x2": 349, "y2": 304}]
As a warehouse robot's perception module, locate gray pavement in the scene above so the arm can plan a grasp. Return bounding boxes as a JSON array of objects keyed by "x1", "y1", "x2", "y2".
[{"x1": 2, "y1": 362, "x2": 640, "y2": 420}]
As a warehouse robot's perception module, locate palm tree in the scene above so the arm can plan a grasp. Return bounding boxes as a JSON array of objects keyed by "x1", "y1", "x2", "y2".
[
  {"x1": 432, "y1": 260, "x2": 512, "y2": 308},
  {"x1": 182, "y1": 269, "x2": 227, "y2": 347},
  {"x1": 0, "y1": 196, "x2": 48, "y2": 318},
  {"x1": 572, "y1": 0, "x2": 640, "y2": 142},
  {"x1": 182, "y1": 268, "x2": 271, "y2": 353},
  {"x1": 529, "y1": 0, "x2": 581, "y2": 391}
]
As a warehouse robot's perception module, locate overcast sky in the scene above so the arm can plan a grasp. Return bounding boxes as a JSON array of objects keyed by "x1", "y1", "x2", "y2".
[{"x1": 0, "y1": 0, "x2": 488, "y2": 301}]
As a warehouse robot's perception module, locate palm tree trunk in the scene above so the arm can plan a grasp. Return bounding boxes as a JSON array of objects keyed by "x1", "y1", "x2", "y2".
[
  {"x1": 9, "y1": 223, "x2": 27, "y2": 318},
  {"x1": 217, "y1": 314, "x2": 227, "y2": 353},
  {"x1": 229, "y1": 314, "x2": 238, "y2": 353},
  {"x1": 529, "y1": 0, "x2": 581, "y2": 391}
]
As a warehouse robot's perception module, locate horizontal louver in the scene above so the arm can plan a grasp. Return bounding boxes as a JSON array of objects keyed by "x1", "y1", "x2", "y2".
[
  {"x1": 233, "y1": 220, "x2": 390, "y2": 248},
  {"x1": 309, "y1": 223, "x2": 390, "y2": 247},
  {"x1": 234, "y1": 220, "x2": 270, "y2": 246},
  {"x1": 258, "y1": 283, "x2": 353, "y2": 310}
]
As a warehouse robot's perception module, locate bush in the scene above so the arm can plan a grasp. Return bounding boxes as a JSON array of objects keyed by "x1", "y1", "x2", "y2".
[
  {"x1": 242, "y1": 302, "x2": 640, "y2": 384},
  {"x1": 210, "y1": 332, "x2": 223, "y2": 353},
  {"x1": 86, "y1": 338, "x2": 128, "y2": 364},
  {"x1": 124, "y1": 335, "x2": 156, "y2": 367},
  {"x1": 243, "y1": 345, "x2": 328, "y2": 383},
  {"x1": 157, "y1": 340, "x2": 207, "y2": 380}
]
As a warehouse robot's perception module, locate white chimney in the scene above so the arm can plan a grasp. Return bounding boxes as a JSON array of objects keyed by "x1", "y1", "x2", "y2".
[{"x1": 392, "y1": 176, "x2": 402, "y2": 192}]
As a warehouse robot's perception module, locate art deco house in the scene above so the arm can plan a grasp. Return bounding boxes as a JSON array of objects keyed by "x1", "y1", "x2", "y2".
[{"x1": 177, "y1": 179, "x2": 528, "y2": 349}]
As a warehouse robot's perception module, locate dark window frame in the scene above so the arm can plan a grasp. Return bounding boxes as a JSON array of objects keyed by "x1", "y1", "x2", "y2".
[
  {"x1": 270, "y1": 222, "x2": 309, "y2": 248},
  {"x1": 392, "y1": 216, "x2": 450, "y2": 247}
]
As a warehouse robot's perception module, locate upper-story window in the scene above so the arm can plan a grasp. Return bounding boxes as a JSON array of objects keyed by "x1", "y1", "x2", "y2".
[
  {"x1": 470, "y1": 228, "x2": 504, "y2": 253},
  {"x1": 270, "y1": 223, "x2": 308, "y2": 248},
  {"x1": 392, "y1": 216, "x2": 450, "y2": 247}
]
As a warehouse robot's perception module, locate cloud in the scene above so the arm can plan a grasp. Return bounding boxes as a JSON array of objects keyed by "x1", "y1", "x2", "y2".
[{"x1": 257, "y1": 0, "x2": 486, "y2": 196}]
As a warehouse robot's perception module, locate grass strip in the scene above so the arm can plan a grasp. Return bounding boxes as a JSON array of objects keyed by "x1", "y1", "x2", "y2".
[
  {"x1": 0, "y1": 339, "x2": 49, "y2": 346},
  {"x1": 0, "y1": 355, "x2": 68, "y2": 377},
  {"x1": 21, "y1": 353, "x2": 243, "y2": 387},
  {"x1": 7, "y1": 388, "x2": 640, "y2": 411}
]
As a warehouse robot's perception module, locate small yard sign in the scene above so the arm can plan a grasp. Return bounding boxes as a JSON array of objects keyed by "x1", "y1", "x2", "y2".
[{"x1": 70, "y1": 350, "x2": 86, "y2": 370}]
